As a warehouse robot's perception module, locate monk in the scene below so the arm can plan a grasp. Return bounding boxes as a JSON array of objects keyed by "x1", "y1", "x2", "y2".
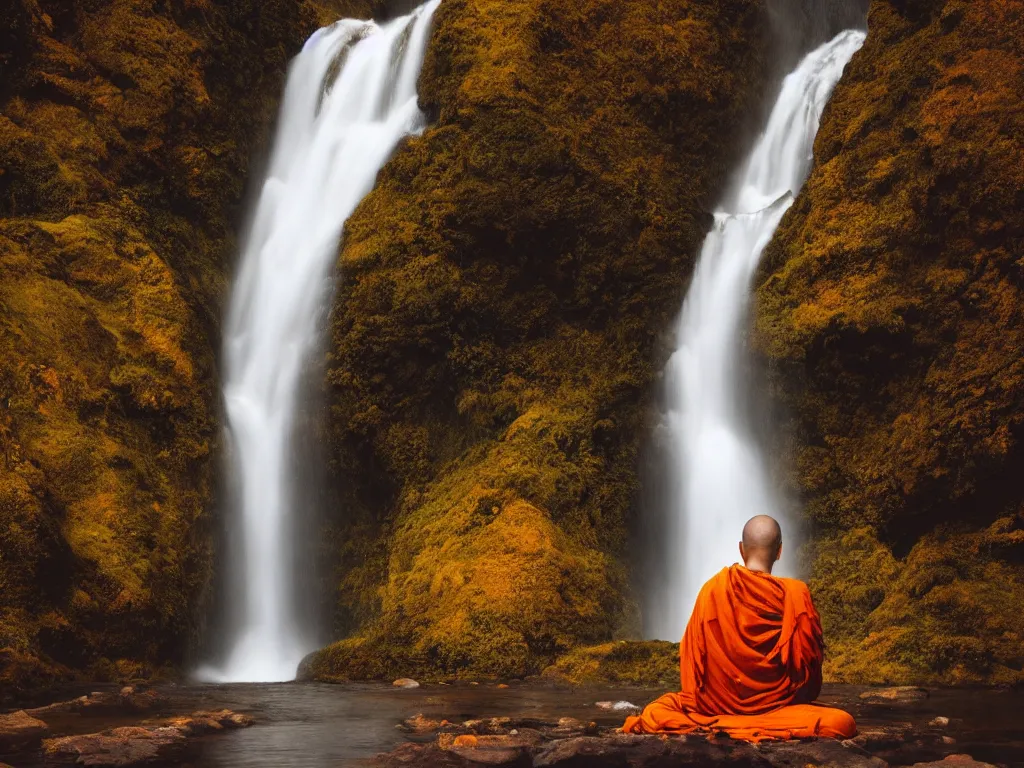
[{"x1": 623, "y1": 515, "x2": 856, "y2": 742}]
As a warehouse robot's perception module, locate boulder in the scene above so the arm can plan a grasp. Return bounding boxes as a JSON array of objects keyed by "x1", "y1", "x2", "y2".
[
  {"x1": 0, "y1": 709, "x2": 49, "y2": 751},
  {"x1": 393, "y1": 678, "x2": 421, "y2": 689},
  {"x1": 43, "y1": 726, "x2": 187, "y2": 767}
]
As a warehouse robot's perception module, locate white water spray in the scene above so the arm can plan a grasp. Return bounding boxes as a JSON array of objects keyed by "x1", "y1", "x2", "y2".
[
  {"x1": 199, "y1": 0, "x2": 440, "y2": 683},
  {"x1": 646, "y1": 30, "x2": 865, "y2": 641}
]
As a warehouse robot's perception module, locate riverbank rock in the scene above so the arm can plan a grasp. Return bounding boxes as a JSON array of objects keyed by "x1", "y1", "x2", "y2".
[
  {"x1": 38, "y1": 709, "x2": 253, "y2": 767},
  {"x1": 26, "y1": 687, "x2": 166, "y2": 719},
  {"x1": 43, "y1": 726, "x2": 187, "y2": 766},
  {"x1": 393, "y1": 678, "x2": 421, "y2": 689},
  {"x1": 753, "y1": 0, "x2": 1024, "y2": 685},
  {"x1": 0, "y1": 709, "x2": 49, "y2": 751},
  {"x1": 374, "y1": 730, "x2": 891, "y2": 768}
]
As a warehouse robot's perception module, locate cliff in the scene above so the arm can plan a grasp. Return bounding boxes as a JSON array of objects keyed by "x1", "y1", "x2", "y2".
[
  {"x1": 306, "y1": 0, "x2": 774, "y2": 681},
  {"x1": 755, "y1": 0, "x2": 1023, "y2": 684},
  {"x1": 0, "y1": 0, "x2": 316, "y2": 694}
]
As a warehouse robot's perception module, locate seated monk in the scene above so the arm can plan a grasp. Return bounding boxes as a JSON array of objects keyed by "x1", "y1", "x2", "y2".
[{"x1": 623, "y1": 515, "x2": 856, "y2": 743}]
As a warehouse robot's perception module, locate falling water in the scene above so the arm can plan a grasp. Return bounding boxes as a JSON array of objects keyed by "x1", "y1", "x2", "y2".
[
  {"x1": 646, "y1": 30, "x2": 865, "y2": 641},
  {"x1": 199, "y1": 0, "x2": 441, "y2": 683}
]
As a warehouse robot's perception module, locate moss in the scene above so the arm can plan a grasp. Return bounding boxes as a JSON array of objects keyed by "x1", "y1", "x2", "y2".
[
  {"x1": 541, "y1": 641, "x2": 679, "y2": 687},
  {"x1": 313, "y1": 0, "x2": 774, "y2": 679},
  {"x1": 755, "y1": 0, "x2": 1024, "y2": 683},
  {"x1": 0, "y1": 0, "x2": 316, "y2": 691}
]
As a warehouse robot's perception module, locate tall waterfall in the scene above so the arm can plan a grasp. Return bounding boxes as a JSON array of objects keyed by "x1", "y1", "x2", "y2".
[
  {"x1": 200, "y1": 0, "x2": 441, "y2": 683},
  {"x1": 646, "y1": 30, "x2": 865, "y2": 642}
]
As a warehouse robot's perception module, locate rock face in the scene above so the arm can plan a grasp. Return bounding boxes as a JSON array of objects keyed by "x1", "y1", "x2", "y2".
[
  {"x1": 753, "y1": 0, "x2": 1024, "y2": 685},
  {"x1": 0, "y1": 0, "x2": 316, "y2": 691},
  {"x1": 311, "y1": 0, "x2": 775, "y2": 682}
]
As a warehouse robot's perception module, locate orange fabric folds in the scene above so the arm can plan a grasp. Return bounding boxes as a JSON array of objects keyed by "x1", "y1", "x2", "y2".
[{"x1": 623, "y1": 565, "x2": 856, "y2": 742}]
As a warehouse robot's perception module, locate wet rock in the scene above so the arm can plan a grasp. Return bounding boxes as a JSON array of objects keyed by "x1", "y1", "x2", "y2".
[
  {"x1": 164, "y1": 710, "x2": 254, "y2": 736},
  {"x1": 929, "y1": 717, "x2": 950, "y2": 727},
  {"x1": 761, "y1": 738, "x2": 888, "y2": 767},
  {"x1": 401, "y1": 714, "x2": 443, "y2": 733},
  {"x1": 26, "y1": 688, "x2": 166, "y2": 718},
  {"x1": 43, "y1": 726, "x2": 187, "y2": 766},
  {"x1": 394, "y1": 678, "x2": 421, "y2": 689},
  {"x1": 910, "y1": 756, "x2": 998, "y2": 768},
  {"x1": 0, "y1": 709, "x2": 49, "y2": 751},
  {"x1": 849, "y1": 724, "x2": 915, "y2": 751},
  {"x1": 858, "y1": 687, "x2": 929, "y2": 704}
]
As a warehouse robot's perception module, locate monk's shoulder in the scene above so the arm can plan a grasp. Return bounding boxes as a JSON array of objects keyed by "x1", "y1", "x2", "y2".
[{"x1": 776, "y1": 576, "x2": 814, "y2": 599}]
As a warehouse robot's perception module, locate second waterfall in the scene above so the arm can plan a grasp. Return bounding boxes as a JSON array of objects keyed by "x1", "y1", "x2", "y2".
[
  {"x1": 646, "y1": 29, "x2": 865, "y2": 642},
  {"x1": 202, "y1": 0, "x2": 440, "y2": 683}
]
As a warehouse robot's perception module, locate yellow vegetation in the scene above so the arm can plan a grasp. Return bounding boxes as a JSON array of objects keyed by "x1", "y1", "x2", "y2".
[
  {"x1": 0, "y1": 0, "x2": 316, "y2": 694},
  {"x1": 308, "y1": 0, "x2": 772, "y2": 679},
  {"x1": 755, "y1": 0, "x2": 1024, "y2": 683}
]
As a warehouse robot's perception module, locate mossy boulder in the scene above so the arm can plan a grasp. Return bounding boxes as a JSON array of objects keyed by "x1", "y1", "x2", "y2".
[
  {"x1": 541, "y1": 641, "x2": 679, "y2": 687},
  {"x1": 754, "y1": 0, "x2": 1024, "y2": 684},
  {"x1": 0, "y1": 0, "x2": 317, "y2": 693},
  {"x1": 310, "y1": 0, "x2": 775, "y2": 680}
]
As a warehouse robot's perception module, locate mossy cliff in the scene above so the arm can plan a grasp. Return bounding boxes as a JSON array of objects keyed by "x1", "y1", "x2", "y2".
[
  {"x1": 303, "y1": 0, "x2": 774, "y2": 681},
  {"x1": 0, "y1": 0, "x2": 317, "y2": 693},
  {"x1": 755, "y1": 0, "x2": 1023, "y2": 684}
]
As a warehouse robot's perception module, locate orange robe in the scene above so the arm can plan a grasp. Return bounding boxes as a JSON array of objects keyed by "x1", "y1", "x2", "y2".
[{"x1": 623, "y1": 565, "x2": 856, "y2": 743}]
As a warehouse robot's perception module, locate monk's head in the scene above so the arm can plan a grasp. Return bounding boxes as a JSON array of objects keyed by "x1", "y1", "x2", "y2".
[{"x1": 739, "y1": 514, "x2": 783, "y2": 573}]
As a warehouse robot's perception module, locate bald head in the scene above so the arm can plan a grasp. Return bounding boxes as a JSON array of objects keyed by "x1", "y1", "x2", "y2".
[{"x1": 739, "y1": 515, "x2": 783, "y2": 573}]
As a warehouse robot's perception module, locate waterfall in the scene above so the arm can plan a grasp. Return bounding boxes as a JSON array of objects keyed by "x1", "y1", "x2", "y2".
[
  {"x1": 199, "y1": 0, "x2": 441, "y2": 684},
  {"x1": 645, "y1": 29, "x2": 865, "y2": 642}
]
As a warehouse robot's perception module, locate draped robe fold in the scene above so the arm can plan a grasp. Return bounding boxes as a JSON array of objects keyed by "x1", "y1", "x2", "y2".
[{"x1": 623, "y1": 565, "x2": 856, "y2": 742}]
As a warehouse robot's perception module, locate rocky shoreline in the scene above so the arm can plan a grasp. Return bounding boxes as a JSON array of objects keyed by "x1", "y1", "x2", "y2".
[
  {"x1": 371, "y1": 708, "x2": 998, "y2": 768},
  {"x1": 1, "y1": 683, "x2": 1020, "y2": 767},
  {"x1": 0, "y1": 688, "x2": 251, "y2": 767}
]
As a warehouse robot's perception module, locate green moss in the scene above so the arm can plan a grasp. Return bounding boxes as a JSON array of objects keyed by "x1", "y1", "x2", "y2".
[
  {"x1": 755, "y1": 0, "x2": 1024, "y2": 683},
  {"x1": 315, "y1": 0, "x2": 773, "y2": 678}
]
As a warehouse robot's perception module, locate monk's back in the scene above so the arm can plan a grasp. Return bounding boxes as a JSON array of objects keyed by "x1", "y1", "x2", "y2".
[
  {"x1": 623, "y1": 516, "x2": 855, "y2": 741},
  {"x1": 683, "y1": 565, "x2": 823, "y2": 716}
]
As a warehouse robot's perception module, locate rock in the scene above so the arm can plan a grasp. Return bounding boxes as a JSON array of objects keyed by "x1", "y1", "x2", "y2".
[
  {"x1": 401, "y1": 713, "x2": 442, "y2": 733},
  {"x1": 393, "y1": 678, "x2": 421, "y2": 689},
  {"x1": 165, "y1": 709, "x2": 255, "y2": 736},
  {"x1": 43, "y1": 726, "x2": 187, "y2": 767},
  {"x1": 453, "y1": 734, "x2": 478, "y2": 748},
  {"x1": 909, "y1": 757, "x2": 998, "y2": 768},
  {"x1": 0, "y1": 709, "x2": 49, "y2": 751},
  {"x1": 26, "y1": 688, "x2": 166, "y2": 718},
  {"x1": 942, "y1": 736, "x2": 957, "y2": 745},
  {"x1": 858, "y1": 687, "x2": 930, "y2": 704},
  {"x1": 761, "y1": 739, "x2": 888, "y2": 768},
  {"x1": 929, "y1": 716, "x2": 950, "y2": 727},
  {"x1": 497, "y1": 684, "x2": 509, "y2": 689}
]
